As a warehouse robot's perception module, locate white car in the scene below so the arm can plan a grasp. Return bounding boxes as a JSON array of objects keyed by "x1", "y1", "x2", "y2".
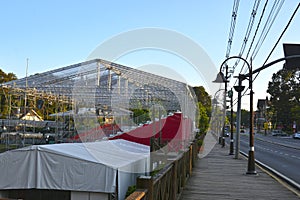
[
  {"x1": 271, "y1": 130, "x2": 287, "y2": 136},
  {"x1": 293, "y1": 132, "x2": 300, "y2": 139}
]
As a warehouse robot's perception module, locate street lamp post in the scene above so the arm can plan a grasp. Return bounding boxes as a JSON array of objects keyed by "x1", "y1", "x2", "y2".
[
  {"x1": 247, "y1": 58, "x2": 256, "y2": 174},
  {"x1": 233, "y1": 77, "x2": 244, "y2": 159},
  {"x1": 216, "y1": 56, "x2": 256, "y2": 174},
  {"x1": 228, "y1": 88, "x2": 234, "y2": 155},
  {"x1": 215, "y1": 54, "x2": 300, "y2": 174}
]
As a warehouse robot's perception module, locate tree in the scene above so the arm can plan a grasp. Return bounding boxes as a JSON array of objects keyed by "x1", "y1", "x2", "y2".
[
  {"x1": 197, "y1": 102, "x2": 209, "y2": 134},
  {"x1": 193, "y1": 86, "x2": 212, "y2": 117},
  {"x1": 0, "y1": 69, "x2": 17, "y2": 118},
  {"x1": 0, "y1": 69, "x2": 17, "y2": 83},
  {"x1": 241, "y1": 109, "x2": 250, "y2": 128},
  {"x1": 192, "y1": 86, "x2": 212, "y2": 135},
  {"x1": 267, "y1": 66, "x2": 300, "y2": 131},
  {"x1": 193, "y1": 86, "x2": 211, "y2": 107}
]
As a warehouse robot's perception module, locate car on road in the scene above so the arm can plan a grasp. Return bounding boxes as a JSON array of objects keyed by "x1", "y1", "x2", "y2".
[
  {"x1": 271, "y1": 130, "x2": 287, "y2": 136},
  {"x1": 293, "y1": 132, "x2": 300, "y2": 139},
  {"x1": 224, "y1": 131, "x2": 230, "y2": 137}
]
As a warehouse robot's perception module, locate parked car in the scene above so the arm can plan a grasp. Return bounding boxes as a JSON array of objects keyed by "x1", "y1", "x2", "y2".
[
  {"x1": 293, "y1": 132, "x2": 300, "y2": 139},
  {"x1": 271, "y1": 130, "x2": 287, "y2": 136},
  {"x1": 224, "y1": 131, "x2": 230, "y2": 137}
]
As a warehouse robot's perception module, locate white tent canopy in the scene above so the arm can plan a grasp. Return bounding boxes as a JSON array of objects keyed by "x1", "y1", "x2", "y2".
[{"x1": 0, "y1": 139, "x2": 150, "y2": 200}]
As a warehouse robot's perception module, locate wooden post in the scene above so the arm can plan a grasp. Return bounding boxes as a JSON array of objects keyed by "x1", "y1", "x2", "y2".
[{"x1": 136, "y1": 176, "x2": 153, "y2": 200}]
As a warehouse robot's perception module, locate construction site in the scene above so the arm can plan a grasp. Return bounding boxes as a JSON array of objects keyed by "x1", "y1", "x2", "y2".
[{"x1": 0, "y1": 59, "x2": 199, "y2": 151}]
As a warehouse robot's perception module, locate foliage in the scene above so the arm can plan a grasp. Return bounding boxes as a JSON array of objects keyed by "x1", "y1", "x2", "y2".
[
  {"x1": 241, "y1": 109, "x2": 250, "y2": 127},
  {"x1": 0, "y1": 68, "x2": 71, "y2": 122},
  {"x1": 192, "y1": 86, "x2": 211, "y2": 139},
  {"x1": 0, "y1": 69, "x2": 17, "y2": 83},
  {"x1": 125, "y1": 185, "x2": 136, "y2": 198},
  {"x1": 193, "y1": 86, "x2": 212, "y2": 116},
  {"x1": 267, "y1": 66, "x2": 300, "y2": 131},
  {"x1": 130, "y1": 108, "x2": 151, "y2": 125},
  {"x1": 197, "y1": 102, "x2": 209, "y2": 134},
  {"x1": 0, "y1": 70, "x2": 17, "y2": 119}
]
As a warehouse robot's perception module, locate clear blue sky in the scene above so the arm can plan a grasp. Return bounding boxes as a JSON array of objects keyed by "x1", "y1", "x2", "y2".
[{"x1": 1, "y1": 0, "x2": 299, "y2": 109}]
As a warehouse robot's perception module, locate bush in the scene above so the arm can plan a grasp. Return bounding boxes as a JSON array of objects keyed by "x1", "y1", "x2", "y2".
[{"x1": 125, "y1": 185, "x2": 136, "y2": 198}]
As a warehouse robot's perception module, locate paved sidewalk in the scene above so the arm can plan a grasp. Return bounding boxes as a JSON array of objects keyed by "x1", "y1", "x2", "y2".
[{"x1": 180, "y1": 144, "x2": 300, "y2": 200}]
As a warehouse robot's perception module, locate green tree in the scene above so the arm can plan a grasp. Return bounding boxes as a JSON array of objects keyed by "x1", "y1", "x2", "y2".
[
  {"x1": 0, "y1": 69, "x2": 17, "y2": 83},
  {"x1": 267, "y1": 66, "x2": 300, "y2": 131},
  {"x1": 241, "y1": 109, "x2": 250, "y2": 128},
  {"x1": 192, "y1": 86, "x2": 212, "y2": 136},
  {"x1": 198, "y1": 102, "x2": 209, "y2": 134},
  {"x1": 193, "y1": 86, "x2": 212, "y2": 117},
  {"x1": 0, "y1": 69, "x2": 17, "y2": 118}
]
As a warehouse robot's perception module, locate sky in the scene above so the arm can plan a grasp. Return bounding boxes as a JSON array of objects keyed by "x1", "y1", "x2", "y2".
[{"x1": 0, "y1": 0, "x2": 300, "y2": 110}]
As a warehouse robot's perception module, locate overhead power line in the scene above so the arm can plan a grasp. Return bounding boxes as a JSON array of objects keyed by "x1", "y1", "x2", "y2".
[
  {"x1": 231, "y1": 0, "x2": 261, "y2": 74},
  {"x1": 234, "y1": 1, "x2": 298, "y2": 106},
  {"x1": 250, "y1": 0, "x2": 285, "y2": 61},
  {"x1": 253, "y1": 2, "x2": 300, "y2": 82},
  {"x1": 225, "y1": 0, "x2": 240, "y2": 59},
  {"x1": 233, "y1": 0, "x2": 269, "y2": 86},
  {"x1": 233, "y1": 0, "x2": 284, "y2": 86}
]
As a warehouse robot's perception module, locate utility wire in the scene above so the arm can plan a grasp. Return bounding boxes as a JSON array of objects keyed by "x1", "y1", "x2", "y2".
[
  {"x1": 233, "y1": 1, "x2": 298, "y2": 106},
  {"x1": 225, "y1": 0, "x2": 240, "y2": 59},
  {"x1": 253, "y1": 2, "x2": 300, "y2": 82},
  {"x1": 233, "y1": 0, "x2": 269, "y2": 86},
  {"x1": 231, "y1": 0, "x2": 261, "y2": 72},
  {"x1": 230, "y1": 0, "x2": 283, "y2": 105},
  {"x1": 251, "y1": 0, "x2": 284, "y2": 61},
  {"x1": 234, "y1": 0, "x2": 284, "y2": 88}
]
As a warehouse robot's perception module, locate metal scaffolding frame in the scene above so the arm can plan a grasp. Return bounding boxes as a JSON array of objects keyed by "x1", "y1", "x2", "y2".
[{"x1": 1, "y1": 59, "x2": 198, "y2": 144}]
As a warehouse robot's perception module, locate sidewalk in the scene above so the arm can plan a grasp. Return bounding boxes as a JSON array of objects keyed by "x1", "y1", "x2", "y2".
[{"x1": 180, "y1": 144, "x2": 300, "y2": 200}]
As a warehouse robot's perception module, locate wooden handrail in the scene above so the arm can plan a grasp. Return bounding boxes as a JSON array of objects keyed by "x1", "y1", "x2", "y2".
[
  {"x1": 129, "y1": 141, "x2": 200, "y2": 200},
  {"x1": 126, "y1": 189, "x2": 147, "y2": 200}
]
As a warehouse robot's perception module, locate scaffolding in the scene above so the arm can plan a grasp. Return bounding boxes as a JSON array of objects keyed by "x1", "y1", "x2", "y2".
[{"x1": 0, "y1": 59, "x2": 198, "y2": 148}]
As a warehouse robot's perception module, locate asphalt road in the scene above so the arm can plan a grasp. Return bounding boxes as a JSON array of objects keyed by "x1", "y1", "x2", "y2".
[{"x1": 239, "y1": 133, "x2": 300, "y2": 186}]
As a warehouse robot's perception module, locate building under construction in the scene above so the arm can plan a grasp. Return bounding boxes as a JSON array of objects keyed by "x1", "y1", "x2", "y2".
[{"x1": 0, "y1": 59, "x2": 198, "y2": 149}]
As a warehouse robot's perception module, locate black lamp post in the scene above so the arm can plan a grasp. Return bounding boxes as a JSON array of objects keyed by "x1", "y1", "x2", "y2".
[
  {"x1": 216, "y1": 56, "x2": 256, "y2": 174},
  {"x1": 233, "y1": 79, "x2": 244, "y2": 159},
  {"x1": 216, "y1": 53, "x2": 300, "y2": 174},
  {"x1": 227, "y1": 88, "x2": 234, "y2": 155}
]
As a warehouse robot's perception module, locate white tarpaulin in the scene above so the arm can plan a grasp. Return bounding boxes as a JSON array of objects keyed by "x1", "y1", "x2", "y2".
[{"x1": 0, "y1": 139, "x2": 150, "y2": 200}]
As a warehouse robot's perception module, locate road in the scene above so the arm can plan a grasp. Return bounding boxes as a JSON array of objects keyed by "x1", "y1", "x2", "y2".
[{"x1": 239, "y1": 132, "x2": 300, "y2": 186}]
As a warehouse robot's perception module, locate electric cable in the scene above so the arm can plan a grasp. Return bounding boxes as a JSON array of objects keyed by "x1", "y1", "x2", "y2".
[{"x1": 225, "y1": 0, "x2": 240, "y2": 59}]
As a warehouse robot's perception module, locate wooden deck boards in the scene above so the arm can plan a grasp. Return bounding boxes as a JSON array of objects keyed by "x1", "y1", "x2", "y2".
[{"x1": 179, "y1": 145, "x2": 299, "y2": 200}]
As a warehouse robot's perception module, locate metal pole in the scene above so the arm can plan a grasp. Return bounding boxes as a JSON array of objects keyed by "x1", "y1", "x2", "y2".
[
  {"x1": 229, "y1": 89, "x2": 234, "y2": 155},
  {"x1": 234, "y1": 77, "x2": 242, "y2": 159},
  {"x1": 222, "y1": 84, "x2": 226, "y2": 147},
  {"x1": 247, "y1": 58, "x2": 257, "y2": 174},
  {"x1": 23, "y1": 58, "x2": 29, "y2": 147},
  {"x1": 222, "y1": 66, "x2": 228, "y2": 147}
]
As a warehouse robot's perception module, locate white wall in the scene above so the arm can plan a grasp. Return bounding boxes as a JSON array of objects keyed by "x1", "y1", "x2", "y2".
[{"x1": 71, "y1": 191, "x2": 108, "y2": 200}]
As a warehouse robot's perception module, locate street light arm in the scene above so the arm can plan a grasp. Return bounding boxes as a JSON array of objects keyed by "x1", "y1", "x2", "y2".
[
  {"x1": 220, "y1": 56, "x2": 251, "y2": 73},
  {"x1": 245, "y1": 55, "x2": 300, "y2": 77}
]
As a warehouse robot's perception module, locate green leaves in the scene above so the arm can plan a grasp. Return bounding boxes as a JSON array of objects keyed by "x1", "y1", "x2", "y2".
[
  {"x1": 267, "y1": 67, "x2": 300, "y2": 131},
  {"x1": 193, "y1": 86, "x2": 211, "y2": 135},
  {"x1": 0, "y1": 69, "x2": 17, "y2": 83}
]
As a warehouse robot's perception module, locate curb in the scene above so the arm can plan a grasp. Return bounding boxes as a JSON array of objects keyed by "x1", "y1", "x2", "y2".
[{"x1": 240, "y1": 150, "x2": 300, "y2": 197}]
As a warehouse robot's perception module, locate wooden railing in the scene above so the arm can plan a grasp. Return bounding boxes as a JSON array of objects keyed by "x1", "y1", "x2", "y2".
[{"x1": 126, "y1": 141, "x2": 199, "y2": 200}]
